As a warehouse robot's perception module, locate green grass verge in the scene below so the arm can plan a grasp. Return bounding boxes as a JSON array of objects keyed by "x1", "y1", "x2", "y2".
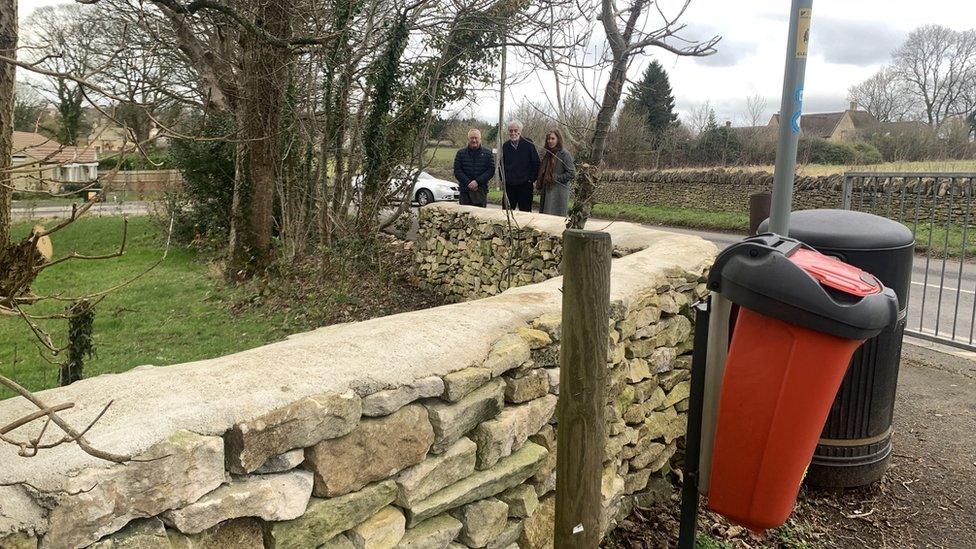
[
  {"x1": 0, "y1": 216, "x2": 295, "y2": 399},
  {"x1": 486, "y1": 189, "x2": 750, "y2": 233}
]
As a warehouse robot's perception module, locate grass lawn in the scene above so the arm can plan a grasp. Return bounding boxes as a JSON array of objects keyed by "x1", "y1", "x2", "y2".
[
  {"x1": 486, "y1": 189, "x2": 750, "y2": 233},
  {"x1": 0, "y1": 216, "x2": 296, "y2": 399},
  {"x1": 424, "y1": 146, "x2": 457, "y2": 169}
]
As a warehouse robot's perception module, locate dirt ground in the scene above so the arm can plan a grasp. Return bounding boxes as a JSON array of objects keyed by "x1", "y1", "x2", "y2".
[{"x1": 607, "y1": 344, "x2": 976, "y2": 548}]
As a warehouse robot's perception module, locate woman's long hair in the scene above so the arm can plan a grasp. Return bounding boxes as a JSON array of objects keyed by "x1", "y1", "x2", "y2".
[{"x1": 538, "y1": 130, "x2": 564, "y2": 188}]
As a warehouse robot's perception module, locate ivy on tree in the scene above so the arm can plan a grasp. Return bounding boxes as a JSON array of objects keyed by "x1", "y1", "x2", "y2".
[{"x1": 623, "y1": 60, "x2": 678, "y2": 141}]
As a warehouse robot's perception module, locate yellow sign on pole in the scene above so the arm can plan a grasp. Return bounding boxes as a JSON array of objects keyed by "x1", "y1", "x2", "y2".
[{"x1": 796, "y1": 8, "x2": 812, "y2": 58}]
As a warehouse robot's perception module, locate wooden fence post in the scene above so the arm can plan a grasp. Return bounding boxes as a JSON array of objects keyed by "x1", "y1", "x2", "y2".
[{"x1": 555, "y1": 228, "x2": 612, "y2": 548}]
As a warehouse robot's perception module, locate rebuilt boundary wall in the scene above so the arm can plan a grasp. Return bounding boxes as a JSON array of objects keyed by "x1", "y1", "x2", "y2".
[{"x1": 0, "y1": 203, "x2": 716, "y2": 549}]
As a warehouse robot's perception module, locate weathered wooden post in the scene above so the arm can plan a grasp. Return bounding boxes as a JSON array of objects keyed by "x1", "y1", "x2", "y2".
[{"x1": 555, "y1": 229, "x2": 611, "y2": 548}]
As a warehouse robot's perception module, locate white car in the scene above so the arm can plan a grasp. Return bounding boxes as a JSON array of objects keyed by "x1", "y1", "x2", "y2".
[
  {"x1": 412, "y1": 171, "x2": 460, "y2": 206},
  {"x1": 353, "y1": 170, "x2": 459, "y2": 207}
]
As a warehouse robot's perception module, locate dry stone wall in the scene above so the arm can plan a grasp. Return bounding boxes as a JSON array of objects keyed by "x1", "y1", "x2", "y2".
[
  {"x1": 592, "y1": 169, "x2": 847, "y2": 214},
  {"x1": 593, "y1": 169, "x2": 976, "y2": 225},
  {"x1": 0, "y1": 204, "x2": 715, "y2": 549}
]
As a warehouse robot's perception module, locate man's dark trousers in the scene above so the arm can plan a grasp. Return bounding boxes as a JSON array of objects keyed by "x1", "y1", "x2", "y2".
[
  {"x1": 505, "y1": 184, "x2": 533, "y2": 212},
  {"x1": 459, "y1": 190, "x2": 487, "y2": 207}
]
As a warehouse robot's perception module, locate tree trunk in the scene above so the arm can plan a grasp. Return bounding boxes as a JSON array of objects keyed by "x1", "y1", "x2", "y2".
[
  {"x1": 587, "y1": 57, "x2": 628, "y2": 166},
  {"x1": 0, "y1": 0, "x2": 15, "y2": 245},
  {"x1": 227, "y1": 0, "x2": 292, "y2": 278}
]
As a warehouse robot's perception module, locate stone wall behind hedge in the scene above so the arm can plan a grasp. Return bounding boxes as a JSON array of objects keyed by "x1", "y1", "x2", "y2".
[{"x1": 0, "y1": 205, "x2": 715, "y2": 549}]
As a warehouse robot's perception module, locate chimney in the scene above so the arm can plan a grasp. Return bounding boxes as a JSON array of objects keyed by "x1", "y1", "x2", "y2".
[{"x1": 849, "y1": 101, "x2": 857, "y2": 111}]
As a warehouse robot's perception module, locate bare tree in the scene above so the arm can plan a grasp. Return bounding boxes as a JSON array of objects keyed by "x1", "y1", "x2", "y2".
[
  {"x1": 745, "y1": 93, "x2": 768, "y2": 127},
  {"x1": 893, "y1": 25, "x2": 976, "y2": 127},
  {"x1": 685, "y1": 100, "x2": 714, "y2": 136},
  {"x1": 848, "y1": 66, "x2": 912, "y2": 123}
]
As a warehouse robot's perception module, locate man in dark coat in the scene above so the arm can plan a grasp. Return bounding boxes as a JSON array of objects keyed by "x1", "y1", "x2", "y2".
[
  {"x1": 500, "y1": 120, "x2": 541, "y2": 212},
  {"x1": 453, "y1": 129, "x2": 494, "y2": 207}
]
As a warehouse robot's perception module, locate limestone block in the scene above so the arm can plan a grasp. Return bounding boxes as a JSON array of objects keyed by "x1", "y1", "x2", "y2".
[
  {"x1": 264, "y1": 480, "x2": 396, "y2": 548},
  {"x1": 405, "y1": 443, "x2": 548, "y2": 527},
  {"x1": 643, "y1": 386, "x2": 667, "y2": 412},
  {"x1": 604, "y1": 427, "x2": 638, "y2": 462},
  {"x1": 162, "y1": 470, "x2": 313, "y2": 534},
  {"x1": 497, "y1": 485, "x2": 538, "y2": 518},
  {"x1": 472, "y1": 395, "x2": 557, "y2": 469},
  {"x1": 0, "y1": 485, "x2": 44, "y2": 542},
  {"x1": 626, "y1": 359, "x2": 652, "y2": 383},
  {"x1": 396, "y1": 438, "x2": 477, "y2": 508},
  {"x1": 442, "y1": 368, "x2": 491, "y2": 402},
  {"x1": 396, "y1": 514, "x2": 462, "y2": 549},
  {"x1": 306, "y1": 404, "x2": 434, "y2": 497},
  {"x1": 664, "y1": 415, "x2": 688, "y2": 444},
  {"x1": 663, "y1": 381, "x2": 691, "y2": 408},
  {"x1": 641, "y1": 407, "x2": 678, "y2": 440},
  {"x1": 450, "y1": 498, "x2": 507, "y2": 548},
  {"x1": 485, "y1": 520, "x2": 523, "y2": 549},
  {"x1": 319, "y1": 535, "x2": 356, "y2": 549},
  {"x1": 517, "y1": 495, "x2": 554, "y2": 549},
  {"x1": 516, "y1": 328, "x2": 551, "y2": 350},
  {"x1": 254, "y1": 448, "x2": 305, "y2": 474},
  {"x1": 660, "y1": 369, "x2": 691, "y2": 392},
  {"x1": 224, "y1": 391, "x2": 362, "y2": 474},
  {"x1": 44, "y1": 431, "x2": 225, "y2": 549},
  {"x1": 624, "y1": 469, "x2": 653, "y2": 495},
  {"x1": 647, "y1": 347, "x2": 678, "y2": 374},
  {"x1": 89, "y1": 518, "x2": 169, "y2": 549},
  {"x1": 425, "y1": 380, "x2": 504, "y2": 454},
  {"x1": 483, "y1": 334, "x2": 531, "y2": 377},
  {"x1": 363, "y1": 377, "x2": 445, "y2": 417},
  {"x1": 0, "y1": 532, "x2": 37, "y2": 549},
  {"x1": 632, "y1": 378, "x2": 660, "y2": 402},
  {"x1": 167, "y1": 518, "x2": 264, "y2": 548},
  {"x1": 629, "y1": 442, "x2": 666, "y2": 470},
  {"x1": 531, "y1": 314, "x2": 560, "y2": 340},
  {"x1": 348, "y1": 507, "x2": 406, "y2": 549},
  {"x1": 503, "y1": 370, "x2": 549, "y2": 404},
  {"x1": 544, "y1": 368, "x2": 559, "y2": 395},
  {"x1": 622, "y1": 403, "x2": 647, "y2": 425}
]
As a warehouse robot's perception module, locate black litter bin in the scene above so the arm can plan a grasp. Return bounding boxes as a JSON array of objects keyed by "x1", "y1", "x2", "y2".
[{"x1": 760, "y1": 209, "x2": 915, "y2": 487}]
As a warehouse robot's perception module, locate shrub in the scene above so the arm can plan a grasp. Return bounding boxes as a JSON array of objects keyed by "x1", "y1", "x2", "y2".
[
  {"x1": 852, "y1": 141, "x2": 883, "y2": 164},
  {"x1": 798, "y1": 137, "x2": 857, "y2": 165},
  {"x1": 163, "y1": 115, "x2": 236, "y2": 245},
  {"x1": 98, "y1": 151, "x2": 174, "y2": 171}
]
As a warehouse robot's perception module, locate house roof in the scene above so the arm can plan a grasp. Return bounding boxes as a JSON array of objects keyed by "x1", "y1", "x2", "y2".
[
  {"x1": 11, "y1": 131, "x2": 98, "y2": 165},
  {"x1": 768, "y1": 109, "x2": 879, "y2": 138}
]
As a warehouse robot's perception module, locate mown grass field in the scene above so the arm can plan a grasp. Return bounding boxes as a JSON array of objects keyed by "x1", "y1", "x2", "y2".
[{"x1": 0, "y1": 216, "x2": 295, "y2": 399}]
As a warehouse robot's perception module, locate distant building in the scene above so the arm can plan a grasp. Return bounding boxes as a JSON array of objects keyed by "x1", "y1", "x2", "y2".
[
  {"x1": 766, "y1": 102, "x2": 879, "y2": 142},
  {"x1": 10, "y1": 131, "x2": 99, "y2": 192}
]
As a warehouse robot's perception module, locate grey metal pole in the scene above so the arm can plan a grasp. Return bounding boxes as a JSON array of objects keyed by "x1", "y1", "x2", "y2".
[{"x1": 769, "y1": 0, "x2": 813, "y2": 236}]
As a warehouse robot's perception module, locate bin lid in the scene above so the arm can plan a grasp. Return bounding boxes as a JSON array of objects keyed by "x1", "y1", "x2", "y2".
[
  {"x1": 758, "y1": 210, "x2": 914, "y2": 251},
  {"x1": 708, "y1": 234, "x2": 898, "y2": 340}
]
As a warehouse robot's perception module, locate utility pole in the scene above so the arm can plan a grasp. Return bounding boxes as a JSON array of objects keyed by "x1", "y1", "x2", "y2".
[{"x1": 769, "y1": 0, "x2": 813, "y2": 236}]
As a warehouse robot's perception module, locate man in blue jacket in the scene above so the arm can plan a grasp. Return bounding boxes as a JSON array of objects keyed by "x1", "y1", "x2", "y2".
[
  {"x1": 453, "y1": 129, "x2": 494, "y2": 207},
  {"x1": 500, "y1": 120, "x2": 541, "y2": 212}
]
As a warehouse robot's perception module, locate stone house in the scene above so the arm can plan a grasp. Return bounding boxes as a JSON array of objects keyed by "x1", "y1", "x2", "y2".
[
  {"x1": 10, "y1": 131, "x2": 99, "y2": 192},
  {"x1": 767, "y1": 102, "x2": 879, "y2": 141}
]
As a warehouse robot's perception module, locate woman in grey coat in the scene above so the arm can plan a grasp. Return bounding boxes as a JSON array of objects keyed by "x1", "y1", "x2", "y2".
[{"x1": 536, "y1": 130, "x2": 576, "y2": 216}]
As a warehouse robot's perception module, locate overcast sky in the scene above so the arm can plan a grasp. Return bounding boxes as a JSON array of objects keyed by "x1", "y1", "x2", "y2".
[{"x1": 18, "y1": 0, "x2": 976, "y2": 126}]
